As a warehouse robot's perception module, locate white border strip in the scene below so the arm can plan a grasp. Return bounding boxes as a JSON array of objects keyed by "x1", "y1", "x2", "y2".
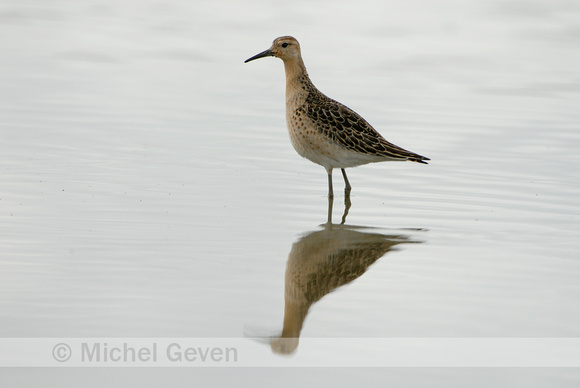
[{"x1": 1, "y1": 338, "x2": 579, "y2": 367}]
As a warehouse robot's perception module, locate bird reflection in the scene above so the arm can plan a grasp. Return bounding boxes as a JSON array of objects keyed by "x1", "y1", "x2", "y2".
[{"x1": 270, "y1": 197, "x2": 421, "y2": 354}]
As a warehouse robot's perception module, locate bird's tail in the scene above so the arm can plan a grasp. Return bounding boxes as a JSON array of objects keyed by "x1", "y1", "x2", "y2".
[{"x1": 410, "y1": 155, "x2": 430, "y2": 164}]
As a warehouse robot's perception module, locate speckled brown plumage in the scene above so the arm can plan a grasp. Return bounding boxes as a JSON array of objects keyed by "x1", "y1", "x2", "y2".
[{"x1": 298, "y1": 83, "x2": 429, "y2": 163}]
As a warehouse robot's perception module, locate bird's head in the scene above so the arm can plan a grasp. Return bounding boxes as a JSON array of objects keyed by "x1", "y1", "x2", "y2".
[{"x1": 245, "y1": 36, "x2": 301, "y2": 63}]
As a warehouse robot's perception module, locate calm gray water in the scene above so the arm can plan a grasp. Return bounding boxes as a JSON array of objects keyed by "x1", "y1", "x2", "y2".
[{"x1": 1, "y1": 0, "x2": 579, "y2": 386}]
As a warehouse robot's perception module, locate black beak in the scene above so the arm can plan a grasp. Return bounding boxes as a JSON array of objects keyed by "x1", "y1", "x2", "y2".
[{"x1": 244, "y1": 49, "x2": 274, "y2": 63}]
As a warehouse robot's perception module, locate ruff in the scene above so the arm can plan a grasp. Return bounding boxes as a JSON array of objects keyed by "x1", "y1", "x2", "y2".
[{"x1": 245, "y1": 36, "x2": 429, "y2": 197}]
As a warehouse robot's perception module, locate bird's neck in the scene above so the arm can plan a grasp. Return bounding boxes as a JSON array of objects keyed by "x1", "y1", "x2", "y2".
[{"x1": 283, "y1": 58, "x2": 312, "y2": 103}]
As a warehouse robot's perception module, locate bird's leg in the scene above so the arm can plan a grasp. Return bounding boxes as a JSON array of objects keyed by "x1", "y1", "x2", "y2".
[
  {"x1": 326, "y1": 194, "x2": 334, "y2": 225},
  {"x1": 341, "y1": 168, "x2": 352, "y2": 196},
  {"x1": 327, "y1": 169, "x2": 334, "y2": 198}
]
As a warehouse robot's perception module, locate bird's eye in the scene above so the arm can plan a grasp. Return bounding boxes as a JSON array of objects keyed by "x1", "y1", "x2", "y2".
[{"x1": 281, "y1": 42, "x2": 289, "y2": 48}]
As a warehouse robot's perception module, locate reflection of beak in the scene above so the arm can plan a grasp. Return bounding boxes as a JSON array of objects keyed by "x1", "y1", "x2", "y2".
[{"x1": 244, "y1": 49, "x2": 274, "y2": 63}]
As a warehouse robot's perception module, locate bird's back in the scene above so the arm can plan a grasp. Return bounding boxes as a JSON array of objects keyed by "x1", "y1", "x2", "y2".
[{"x1": 288, "y1": 81, "x2": 430, "y2": 168}]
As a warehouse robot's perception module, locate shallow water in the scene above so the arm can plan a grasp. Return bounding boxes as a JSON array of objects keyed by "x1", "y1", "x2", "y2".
[{"x1": 1, "y1": 0, "x2": 580, "y2": 386}]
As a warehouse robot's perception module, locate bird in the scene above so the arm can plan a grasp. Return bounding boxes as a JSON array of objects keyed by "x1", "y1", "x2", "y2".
[{"x1": 245, "y1": 36, "x2": 429, "y2": 197}]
